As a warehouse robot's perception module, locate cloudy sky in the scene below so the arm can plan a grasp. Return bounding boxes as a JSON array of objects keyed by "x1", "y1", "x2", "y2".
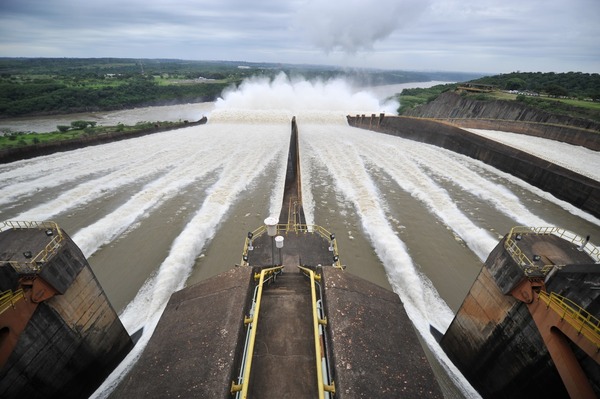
[{"x1": 1, "y1": 0, "x2": 598, "y2": 74}]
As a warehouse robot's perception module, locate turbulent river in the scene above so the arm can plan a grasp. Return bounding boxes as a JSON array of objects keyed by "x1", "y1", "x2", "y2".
[{"x1": 1, "y1": 77, "x2": 599, "y2": 398}]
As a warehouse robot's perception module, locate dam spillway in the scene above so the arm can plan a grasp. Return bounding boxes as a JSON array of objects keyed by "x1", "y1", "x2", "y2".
[
  {"x1": 0, "y1": 104, "x2": 599, "y2": 398},
  {"x1": 112, "y1": 117, "x2": 444, "y2": 398}
]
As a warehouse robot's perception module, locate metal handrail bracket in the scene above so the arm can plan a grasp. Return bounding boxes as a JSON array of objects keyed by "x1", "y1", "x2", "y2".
[
  {"x1": 538, "y1": 291, "x2": 600, "y2": 349},
  {"x1": 505, "y1": 226, "x2": 600, "y2": 276},
  {"x1": 231, "y1": 266, "x2": 283, "y2": 398},
  {"x1": 298, "y1": 266, "x2": 335, "y2": 398}
]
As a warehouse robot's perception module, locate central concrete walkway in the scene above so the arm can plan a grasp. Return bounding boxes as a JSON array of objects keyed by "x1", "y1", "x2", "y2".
[{"x1": 248, "y1": 257, "x2": 318, "y2": 398}]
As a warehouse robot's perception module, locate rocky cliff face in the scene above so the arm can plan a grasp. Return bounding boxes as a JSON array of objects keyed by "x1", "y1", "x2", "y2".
[{"x1": 404, "y1": 92, "x2": 600, "y2": 131}]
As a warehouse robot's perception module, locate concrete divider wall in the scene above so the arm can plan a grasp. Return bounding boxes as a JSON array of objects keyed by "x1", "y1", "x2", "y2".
[
  {"x1": 347, "y1": 115, "x2": 600, "y2": 219},
  {"x1": 403, "y1": 91, "x2": 600, "y2": 132},
  {"x1": 443, "y1": 118, "x2": 600, "y2": 151},
  {"x1": 0, "y1": 233, "x2": 132, "y2": 399}
]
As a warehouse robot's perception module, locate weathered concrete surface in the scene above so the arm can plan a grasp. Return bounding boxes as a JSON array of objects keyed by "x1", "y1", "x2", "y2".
[
  {"x1": 323, "y1": 267, "x2": 443, "y2": 398},
  {"x1": 347, "y1": 115, "x2": 600, "y2": 219},
  {"x1": 446, "y1": 118, "x2": 600, "y2": 151},
  {"x1": 248, "y1": 267, "x2": 318, "y2": 399},
  {"x1": 112, "y1": 266, "x2": 254, "y2": 399},
  {"x1": 0, "y1": 227, "x2": 132, "y2": 399},
  {"x1": 441, "y1": 234, "x2": 600, "y2": 398},
  {"x1": 249, "y1": 230, "x2": 335, "y2": 267}
]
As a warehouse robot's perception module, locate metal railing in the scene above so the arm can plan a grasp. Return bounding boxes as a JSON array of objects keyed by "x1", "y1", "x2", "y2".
[
  {"x1": 0, "y1": 221, "x2": 64, "y2": 274},
  {"x1": 299, "y1": 266, "x2": 335, "y2": 399},
  {"x1": 231, "y1": 266, "x2": 283, "y2": 398},
  {"x1": 538, "y1": 291, "x2": 600, "y2": 350},
  {"x1": 241, "y1": 223, "x2": 342, "y2": 268},
  {"x1": 0, "y1": 289, "x2": 25, "y2": 315},
  {"x1": 504, "y1": 226, "x2": 600, "y2": 276}
]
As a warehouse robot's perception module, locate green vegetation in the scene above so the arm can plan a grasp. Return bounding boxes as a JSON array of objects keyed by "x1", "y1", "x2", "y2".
[
  {"x1": 0, "y1": 58, "x2": 482, "y2": 118},
  {"x1": 397, "y1": 84, "x2": 457, "y2": 114},
  {"x1": 398, "y1": 72, "x2": 600, "y2": 122},
  {"x1": 0, "y1": 120, "x2": 189, "y2": 150},
  {"x1": 471, "y1": 72, "x2": 600, "y2": 100}
]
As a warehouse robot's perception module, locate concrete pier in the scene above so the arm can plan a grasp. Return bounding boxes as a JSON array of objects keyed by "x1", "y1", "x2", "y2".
[
  {"x1": 0, "y1": 221, "x2": 132, "y2": 399},
  {"x1": 441, "y1": 227, "x2": 600, "y2": 398}
]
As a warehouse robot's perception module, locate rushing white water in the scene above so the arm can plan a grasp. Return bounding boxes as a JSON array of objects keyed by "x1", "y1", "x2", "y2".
[
  {"x1": 465, "y1": 128, "x2": 600, "y2": 182},
  {"x1": 298, "y1": 121, "x2": 597, "y2": 397},
  {"x1": 1, "y1": 76, "x2": 599, "y2": 398}
]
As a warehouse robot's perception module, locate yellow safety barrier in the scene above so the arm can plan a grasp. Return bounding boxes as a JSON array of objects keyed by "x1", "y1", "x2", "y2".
[
  {"x1": 0, "y1": 289, "x2": 25, "y2": 315},
  {"x1": 231, "y1": 266, "x2": 283, "y2": 398},
  {"x1": 241, "y1": 224, "x2": 342, "y2": 268},
  {"x1": 0, "y1": 221, "x2": 64, "y2": 273},
  {"x1": 538, "y1": 291, "x2": 600, "y2": 350},
  {"x1": 298, "y1": 266, "x2": 335, "y2": 398},
  {"x1": 504, "y1": 226, "x2": 600, "y2": 276}
]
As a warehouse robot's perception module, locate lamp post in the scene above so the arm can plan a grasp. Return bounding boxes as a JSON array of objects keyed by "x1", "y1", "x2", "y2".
[
  {"x1": 264, "y1": 217, "x2": 278, "y2": 265},
  {"x1": 275, "y1": 235, "x2": 284, "y2": 265}
]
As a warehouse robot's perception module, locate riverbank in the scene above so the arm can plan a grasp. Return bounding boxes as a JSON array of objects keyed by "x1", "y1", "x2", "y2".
[{"x1": 0, "y1": 117, "x2": 207, "y2": 164}]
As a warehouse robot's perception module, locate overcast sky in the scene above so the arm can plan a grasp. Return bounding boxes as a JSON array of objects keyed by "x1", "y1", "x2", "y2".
[{"x1": 1, "y1": 0, "x2": 598, "y2": 74}]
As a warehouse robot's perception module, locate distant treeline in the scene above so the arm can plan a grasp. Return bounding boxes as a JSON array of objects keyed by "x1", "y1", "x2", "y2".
[
  {"x1": 472, "y1": 72, "x2": 600, "y2": 100},
  {"x1": 0, "y1": 58, "x2": 482, "y2": 118},
  {"x1": 0, "y1": 76, "x2": 227, "y2": 117}
]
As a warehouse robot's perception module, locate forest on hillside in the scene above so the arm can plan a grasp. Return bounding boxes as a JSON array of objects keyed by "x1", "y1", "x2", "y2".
[
  {"x1": 397, "y1": 71, "x2": 600, "y2": 122},
  {"x1": 0, "y1": 58, "x2": 481, "y2": 118},
  {"x1": 472, "y1": 72, "x2": 600, "y2": 100}
]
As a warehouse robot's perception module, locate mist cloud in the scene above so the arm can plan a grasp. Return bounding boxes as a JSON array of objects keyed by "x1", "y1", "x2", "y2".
[
  {"x1": 212, "y1": 73, "x2": 399, "y2": 122},
  {"x1": 295, "y1": 0, "x2": 431, "y2": 53}
]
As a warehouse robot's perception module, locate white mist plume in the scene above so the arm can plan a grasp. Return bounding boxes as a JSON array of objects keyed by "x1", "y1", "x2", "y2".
[
  {"x1": 213, "y1": 72, "x2": 398, "y2": 121},
  {"x1": 295, "y1": 0, "x2": 430, "y2": 53}
]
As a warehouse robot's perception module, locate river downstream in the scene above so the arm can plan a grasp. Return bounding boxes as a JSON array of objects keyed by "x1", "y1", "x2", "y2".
[{"x1": 1, "y1": 80, "x2": 598, "y2": 398}]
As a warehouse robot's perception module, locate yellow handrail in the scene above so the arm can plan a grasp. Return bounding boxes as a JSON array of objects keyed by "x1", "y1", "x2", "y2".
[
  {"x1": 0, "y1": 289, "x2": 25, "y2": 315},
  {"x1": 504, "y1": 226, "x2": 600, "y2": 276},
  {"x1": 241, "y1": 223, "x2": 342, "y2": 268},
  {"x1": 538, "y1": 291, "x2": 600, "y2": 349},
  {"x1": 298, "y1": 266, "x2": 335, "y2": 398},
  {"x1": 231, "y1": 266, "x2": 283, "y2": 398},
  {"x1": 0, "y1": 221, "x2": 64, "y2": 273}
]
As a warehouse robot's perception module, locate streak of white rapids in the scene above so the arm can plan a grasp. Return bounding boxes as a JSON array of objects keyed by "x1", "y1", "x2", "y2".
[
  {"x1": 2, "y1": 112, "x2": 598, "y2": 398},
  {"x1": 297, "y1": 117, "x2": 599, "y2": 398},
  {"x1": 72, "y1": 120, "x2": 290, "y2": 398}
]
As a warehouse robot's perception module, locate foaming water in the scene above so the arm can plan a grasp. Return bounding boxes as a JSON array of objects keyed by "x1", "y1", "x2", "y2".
[
  {"x1": 300, "y1": 124, "x2": 600, "y2": 398},
  {"x1": 212, "y1": 73, "x2": 398, "y2": 122}
]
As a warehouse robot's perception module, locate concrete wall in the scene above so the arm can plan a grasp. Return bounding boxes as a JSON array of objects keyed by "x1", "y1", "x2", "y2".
[
  {"x1": 403, "y1": 91, "x2": 600, "y2": 134},
  {"x1": 440, "y1": 237, "x2": 600, "y2": 398},
  {"x1": 0, "y1": 233, "x2": 132, "y2": 399},
  {"x1": 347, "y1": 115, "x2": 600, "y2": 219}
]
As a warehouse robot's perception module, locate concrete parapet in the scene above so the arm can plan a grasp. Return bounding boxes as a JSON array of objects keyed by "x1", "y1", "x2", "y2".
[{"x1": 112, "y1": 266, "x2": 254, "y2": 398}]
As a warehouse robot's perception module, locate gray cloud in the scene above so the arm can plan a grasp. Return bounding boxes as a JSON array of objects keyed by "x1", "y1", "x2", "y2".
[
  {"x1": 0, "y1": 0, "x2": 598, "y2": 73},
  {"x1": 294, "y1": 0, "x2": 431, "y2": 53}
]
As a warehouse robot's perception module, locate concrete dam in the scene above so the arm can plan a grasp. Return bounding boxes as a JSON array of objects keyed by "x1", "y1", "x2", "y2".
[{"x1": 1, "y1": 114, "x2": 599, "y2": 398}]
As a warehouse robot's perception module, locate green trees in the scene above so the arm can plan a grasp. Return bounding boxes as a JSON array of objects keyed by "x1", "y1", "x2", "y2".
[{"x1": 473, "y1": 72, "x2": 600, "y2": 99}]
